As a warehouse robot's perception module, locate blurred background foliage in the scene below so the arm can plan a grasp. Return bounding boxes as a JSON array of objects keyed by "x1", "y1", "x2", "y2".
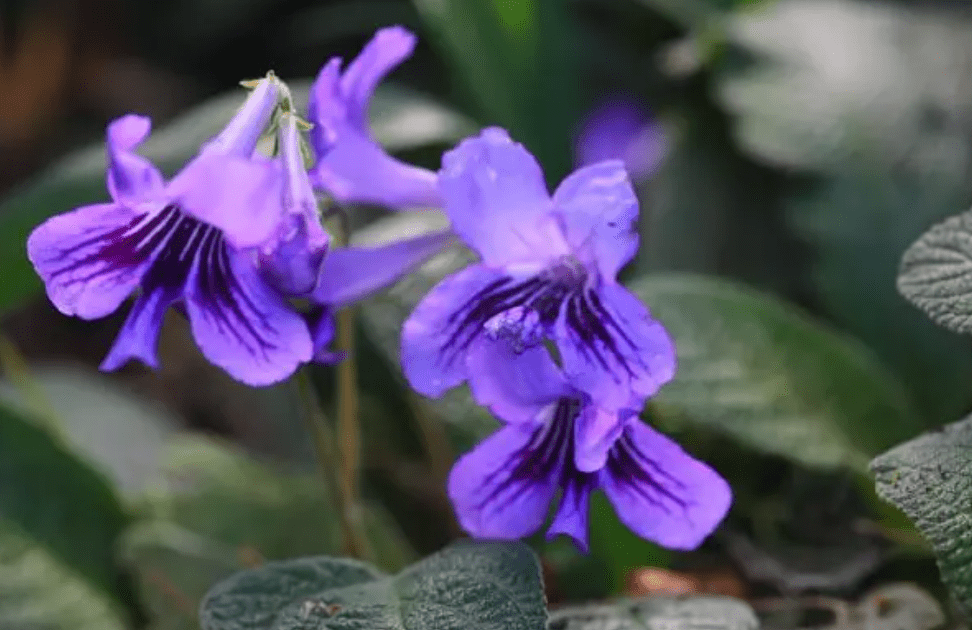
[{"x1": 0, "y1": 0, "x2": 971, "y2": 627}]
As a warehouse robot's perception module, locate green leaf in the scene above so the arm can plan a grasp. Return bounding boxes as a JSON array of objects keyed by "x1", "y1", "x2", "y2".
[
  {"x1": 898, "y1": 207, "x2": 972, "y2": 335},
  {"x1": 0, "y1": 402, "x2": 131, "y2": 628},
  {"x1": 0, "y1": 520, "x2": 128, "y2": 630},
  {"x1": 124, "y1": 436, "x2": 416, "y2": 630},
  {"x1": 412, "y1": 0, "x2": 577, "y2": 179},
  {"x1": 715, "y1": 0, "x2": 972, "y2": 177},
  {"x1": 198, "y1": 540, "x2": 546, "y2": 630},
  {"x1": 871, "y1": 415, "x2": 972, "y2": 616},
  {"x1": 632, "y1": 273, "x2": 922, "y2": 471},
  {"x1": 0, "y1": 81, "x2": 471, "y2": 313},
  {"x1": 547, "y1": 597, "x2": 758, "y2": 630},
  {"x1": 0, "y1": 403, "x2": 129, "y2": 594},
  {"x1": 786, "y1": 170, "x2": 972, "y2": 423}
]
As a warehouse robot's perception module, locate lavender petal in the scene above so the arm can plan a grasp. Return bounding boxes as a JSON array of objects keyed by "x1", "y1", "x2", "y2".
[
  {"x1": 26, "y1": 202, "x2": 166, "y2": 319},
  {"x1": 448, "y1": 422, "x2": 563, "y2": 540},
  {"x1": 314, "y1": 230, "x2": 452, "y2": 306},
  {"x1": 185, "y1": 246, "x2": 312, "y2": 386},
  {"x1": 602, "y1": 420, "x2": 732, "y2": 550},
  {"x1": 400, "y1": 263, "x2": 505, "y2": 397},
  {"x1": 552, "y1": 160, "x2": 639, "y2": 281},
  {"x1": 439, "y1": 127, "x2": 569, "y2": 265},
  {"x1": 556, "y1": 282, "x2": 675, "y2": 410}
]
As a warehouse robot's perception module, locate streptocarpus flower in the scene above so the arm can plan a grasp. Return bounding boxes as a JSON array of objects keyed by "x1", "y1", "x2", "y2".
[
  {"x1": 308, "y1": 26, "x2": 441, "y2": 210},
  {"x1": 401, "y1": 127, "x2": 675, "y2": 410},
  {"x1": 448, "y1": 344, "x2": 731, "y2": 551},
  {"x1": 27, "y1": 76, "x2": 315, "y2": 385},
  {"x1": 575, "y1": 96, "x2": 667, "y2": 180}
]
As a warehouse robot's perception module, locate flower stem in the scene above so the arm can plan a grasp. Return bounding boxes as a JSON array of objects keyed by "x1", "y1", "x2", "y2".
[
  {"x1": 333, "y1": 207, "x2": 371, "y2": 559},
  {"x1": 294, "y1": 369, "x2": 341, "y2": 507}
]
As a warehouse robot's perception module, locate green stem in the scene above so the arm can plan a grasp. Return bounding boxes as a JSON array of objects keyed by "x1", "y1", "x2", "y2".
[
  {"x1": 333, "y1": 207, "x2": 371, "y2": 559},
  {"x1": 294, "y1": 369, "x2": 341, "y2": 509}
]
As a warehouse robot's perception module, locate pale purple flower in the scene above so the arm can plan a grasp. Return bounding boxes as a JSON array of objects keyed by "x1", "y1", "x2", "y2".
[
  {"x1": 401, "y1": 127, "x2": 676, "y2": 410},
  {"x1": 448, "y1": 343, "x2": 731, "y2": 551},
  {"x1": 308, "y1": 26, "x2": 441, "y2": 210},
  {"x1": 575, "y1": 97, "x2": 667, "y2": 180},
  {"x1": 27, "y1": 77, "x2": 316, "y2": 385}
]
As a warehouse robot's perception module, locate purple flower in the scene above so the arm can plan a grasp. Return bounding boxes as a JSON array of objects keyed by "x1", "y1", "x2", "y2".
[
  {"x1": 448, "y1": 343, "x2": 731, "y2": 551},
  {"x1": 575, "y1": 97, "x2": 667, "y2": 180},
  {"x1": 27, "y1": 77, "x2": 316, "y2": 385},
  {"x1": 308, "y1": 26, "x2": 441, "y2": 210},
  {"x1": 401, "y1": 127, "x2": 675, "y2": 410}
]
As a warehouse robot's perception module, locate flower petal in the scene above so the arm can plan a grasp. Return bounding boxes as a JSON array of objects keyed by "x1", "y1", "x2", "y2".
[
  {"x1": 401, "y1": 263, "x2": 505, "y2": 397},
  {"x1": 340, "y1": 26, "x2": 416, "y2": 130},
  {"x1": 185, "y1": 245, "x2": 312, "y2": 385},
  {"x1": 552, "y1": 160, "x2": 638, "y2": 280},
  {"x1": 573, "y1": 404, "x2": 625, "y2": 473},
  {"x1": 314, "y1": 230, "x2": 452, "y2": 306},
  {"x1": 439, "y1": 127, "x2": 569, "y2": 265},
  {"x1": 168, "y1": 153, "x2": 285, "y2": 249},
  {"x1": 100, "y1": 287, "x2": 178, "y2": 371},
  {"x1": 204, "y1": 77, "x2": 279, "y2": 158},
  {"x1": 546, "y1": 470, "x2": 596, "y2": 553},
  {"x1": 106, "y1": 115, "x2": 164, "y2": 205},
  {"x1": 602, "y1": 420, "x2": 732, "y2": 550},
  {"x1": 466, "y1": 343, "x2": 569, "y2": 424},
  {"x1": 27, "y1": 202, "x2": 174, "y2": 319},
  {"x1": 312, "y1": 129, "x2": 441, "y2": 209},
  {"x1": 448, "y1": 422, "x2": 564, "y2": 540},
  {"x1": 575, "y1": 98, "x2": 666, "y2": 180},
  {"x1": 557, "y1": 282, "x2": 676, "y2": 410},
  {"x1": 309, "y1": 307, "x2": 345, "y2": 364},
  {"x1": 308, "y1": 54, "x2": 439, "y2": 210}
]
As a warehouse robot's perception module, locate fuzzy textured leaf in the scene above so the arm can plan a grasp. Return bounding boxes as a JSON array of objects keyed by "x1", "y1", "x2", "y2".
[
  {"x1": 898, "y1": 208, "x2": 972, "y2": 335},
  {"x1": 199, "y1": 540, "x2": 546, "y2": 630},
  {"x1": 633, "y1": 273, "x2": 921, "y2": 471},
  {"x1": 547, "y1": 597, "x2": 758, "y2": 630},
  {"x1": 871, "y1": 415, "x2": 972, "y2": 616}
]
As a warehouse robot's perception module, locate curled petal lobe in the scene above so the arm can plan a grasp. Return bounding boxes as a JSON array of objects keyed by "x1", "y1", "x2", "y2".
[
  {"x1": 439, "y1": 127, "x2": 569, "y2": 265},
  {"x1": 308, "y1": 46, "x2": 439, "y2": 210},
  {"x1": 185, "y1": 246, "x2": 312, "y2": 386},
  {"x1": 27, "y1": 203, "x2": 163, "y2": 319},
  {"x1": 466, "y1": 343, "x2": 570, "y2": 424},
  {"x1": 340, "y1": 26, "x2": 416, "y2": 130},
  {"x1": 603, "y1": 421, "x2": 731, "y2": 550},
  {"x1": 314, "y1": 230, "x2": 452, "y2": 306},
  {"x1": 448, "y1": 422, "x2": 564, "y2": 540},
  {"x1": 557, "y1": 282, "x2": 676, "y2": 410},
  {"x1": 552, "y1": 160, "x2": 638, "y2": 280},
  {"x1": 100, "y1": 287, "x2": 178, "y2": 371},
  {"x1": 168, "y1": 153, "x2": 285, "y2": 249},
  {"x1": 261, "y1": 214, "x2": 328, "y2": 296},
  {"x1": 401, "y1": 263, "x2": 506, "y2": 397},
  {"x1": 106, "y1": 115, "x2": 164, "y2": 205}
]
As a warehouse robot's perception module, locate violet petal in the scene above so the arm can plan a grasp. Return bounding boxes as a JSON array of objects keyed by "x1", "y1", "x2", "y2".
[{"x1": 602, "y1": 420, "x2": 732, "y2": 550}]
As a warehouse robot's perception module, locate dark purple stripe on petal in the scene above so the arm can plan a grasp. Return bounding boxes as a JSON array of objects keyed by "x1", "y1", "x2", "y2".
[
  {"x1": 48, "y1": 204, "x2": 182, "y2": 285},
  {"x1": 607, "y1": 429, "x2": 688, "y2": 513},
  {"x1": 439, "y1": 270, "x2": 581, "y2": 365},
  {"x1": 474, "y1": 398, "x2": 580, "y2": 512},
  {"x1": 190, "y1": 231, "x2": 280, "y2": 361},
  {"x1": 563, "y1": 289, "x2": 639, "y2": 381}
]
